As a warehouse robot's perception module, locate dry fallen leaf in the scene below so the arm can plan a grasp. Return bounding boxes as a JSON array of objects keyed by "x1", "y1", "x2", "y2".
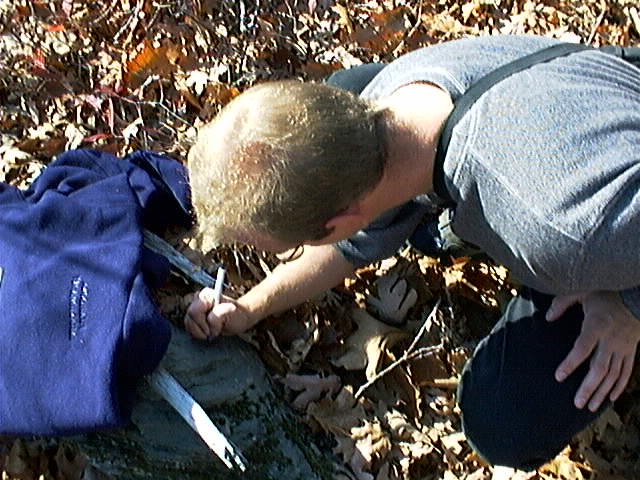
[
  {"x1": 281, "y1": 372, "x2": 341, "y2": 410},
  {"x1": 350, "y1": 419, "x2": 392, "y2": 474},
  {"x1": 307, "y1": 386, "x2": 367, "y2": 437},
  {"x1": 331, "y1": 308, "x2": 409, "y2": 378},
  {"x1": 367, "y1": 271, "x2": 418, "y2": 326}
]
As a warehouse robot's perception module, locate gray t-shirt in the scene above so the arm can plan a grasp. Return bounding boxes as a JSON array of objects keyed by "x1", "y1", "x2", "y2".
[{"x1": 335, "y1": 35, "x2": 640, "y2": 316}]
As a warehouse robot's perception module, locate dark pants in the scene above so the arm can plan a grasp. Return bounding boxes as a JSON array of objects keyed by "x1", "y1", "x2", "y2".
[
  {"x1": 458, "y1": 288, "x2": 603, "y2": 469},
  {"x1": 327, "y1": 64, "x2": 606, "y2": 470}
]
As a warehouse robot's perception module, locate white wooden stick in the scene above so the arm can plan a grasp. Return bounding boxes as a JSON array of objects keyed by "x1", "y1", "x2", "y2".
[
  {"x1": 142, "y1": 230, "x2": 218, "y2": 288},
  {"x1": 148, "y1": 367, "x2": 247, "y2": 471}
]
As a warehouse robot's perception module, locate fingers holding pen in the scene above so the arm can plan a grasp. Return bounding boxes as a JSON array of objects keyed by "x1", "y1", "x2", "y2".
[
  {"x1": 184, "y1": 292, "x2": 256, "y2": 340},
  {"x1": 184, "y1": 287, "x2": 216, "y2": 340},
  {"x1": 184, "y1": 268, "x2": 229, "y2": 341}
]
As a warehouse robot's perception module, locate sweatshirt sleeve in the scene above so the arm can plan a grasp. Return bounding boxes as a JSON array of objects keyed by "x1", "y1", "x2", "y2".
[{"x1": 124, "y1": 150, "x2": 193, "y2": 230}]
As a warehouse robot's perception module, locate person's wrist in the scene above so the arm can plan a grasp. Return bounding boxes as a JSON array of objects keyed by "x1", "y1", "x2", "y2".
[
  {"x1": 619, "y1": 288, "x2": 640, "y2": 322},
  {"x1": 236, "y1": 296, "x2": 265, "y2": 329}
]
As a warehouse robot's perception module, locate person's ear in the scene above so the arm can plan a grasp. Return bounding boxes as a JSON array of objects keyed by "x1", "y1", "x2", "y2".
[
  {"x1": 311, "y1": 201, "x2": 369, "y2": 244},
  {"x1": 324, "y1": 202, "x2": 365, "y2": 231}
]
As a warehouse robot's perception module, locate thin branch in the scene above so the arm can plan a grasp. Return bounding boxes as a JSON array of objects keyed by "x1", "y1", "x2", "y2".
[
  {"x1": 587, "y1": 0, "x2": 607, "y2": 45},
  {"x1": 355, "y1": 298, "x2": 442, "y2": 399},
  {"x1": 143, "y1": 230, "x2": 220, "y2": 287},
  {"x1": 392, "y1": 0, "x2": 423, "y2": 57},
  {"x1": 629, "y1": 7, "x2": 640, "y2": 37},
  {"x1": 94, "y1": 0, "x2": 120, "y2": 24},
  {"x1": 116, "y1": 90, "x2": 193, "y2": 128},
  {"x1": 115, "y1": 0, "x2": 145, "y2": 47}
]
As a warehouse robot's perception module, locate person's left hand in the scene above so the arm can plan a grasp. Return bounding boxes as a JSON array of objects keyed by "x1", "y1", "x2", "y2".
[{"x1": 546, "y1": 291, "x2": 640, "y2": 412}]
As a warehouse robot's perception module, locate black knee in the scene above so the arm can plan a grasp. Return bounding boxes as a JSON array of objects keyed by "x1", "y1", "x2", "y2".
[
  {"x1": 458, "y1": 360, "x2": 561, "y2": 470},
  {"x1": 457, "y1": 290, "x2": 602, "y2": 469}
]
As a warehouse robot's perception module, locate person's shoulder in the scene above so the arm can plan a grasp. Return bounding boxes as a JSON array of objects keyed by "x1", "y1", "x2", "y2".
[
  {"x1": 361, "y1": 35, "x2": 565, "y2": 100},
  {"x1": 405, "y1": 34, "x2": 561, "y2": 57}
]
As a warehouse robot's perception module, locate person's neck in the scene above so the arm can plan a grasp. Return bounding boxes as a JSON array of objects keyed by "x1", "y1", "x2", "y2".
[{"x1": 362, "y1": 83, "x2": 453, "y2": 220}]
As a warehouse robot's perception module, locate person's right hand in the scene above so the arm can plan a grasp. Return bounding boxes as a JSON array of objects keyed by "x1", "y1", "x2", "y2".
[
  {"x1": 184, "y1": 288, "x2": 255, "y2": 340},
  {"x1": 546, "y1": 291, "x2": 640, "y2": 411}
]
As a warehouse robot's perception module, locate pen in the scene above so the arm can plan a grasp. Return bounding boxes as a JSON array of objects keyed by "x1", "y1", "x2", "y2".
[{"x1": 212, "y1": 267, "x2": 226, "y2": 307}]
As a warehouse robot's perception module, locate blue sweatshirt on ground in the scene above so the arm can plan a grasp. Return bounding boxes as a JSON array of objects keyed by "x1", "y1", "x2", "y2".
[{"x1": 0, "y1": 148, "x2": 192, "y2": 435}]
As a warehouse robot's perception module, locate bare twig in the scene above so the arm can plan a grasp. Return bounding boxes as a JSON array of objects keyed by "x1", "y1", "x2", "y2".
[
  {"x1": 238, "y1": 0, "x2": 247, "y2": 33},
  {"x1": 143, "y1": 230, "x2": 220, "y2": 287},
  {"x1": 355, "y1": 298, "x2": 442, "y2": 399},
  {"x1": 629, "y1": 7, "x2": 640, "y2": 37},
  {"x1": 116, "y1": 90, "x2": 193, "y2": 128},
  {"x1": 392, "y1": 0, "x2": 423, "y2": 57},
  {"x1": 94, "y1": 0, "x2": 120, "y2": 24},
  {"x1": 587, "y1": 0, "x2": 607, "y2": 45},
  {"x1": 115, "y1": 0, "x2": 145, "y2": 48}
]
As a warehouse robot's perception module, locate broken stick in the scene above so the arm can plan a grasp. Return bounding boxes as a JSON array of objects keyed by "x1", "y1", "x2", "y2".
[{"x1": 147, "y1": 367, "x2": 247, "y2": 471}]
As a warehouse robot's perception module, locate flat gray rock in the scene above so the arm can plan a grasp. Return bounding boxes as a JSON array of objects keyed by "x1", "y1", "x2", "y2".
[{"x1": 78, "y1": 327, "x2": 335, "y2": 480}]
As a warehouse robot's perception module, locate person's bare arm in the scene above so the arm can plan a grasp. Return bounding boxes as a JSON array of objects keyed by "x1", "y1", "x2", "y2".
[{"x1": 185, "y1": 244, "x2": 355, "y2": 339}]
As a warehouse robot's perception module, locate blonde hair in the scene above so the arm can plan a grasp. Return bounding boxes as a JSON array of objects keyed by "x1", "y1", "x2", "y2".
[{"x1": 188, "y1": 80, "x2": 387, "y2": 248}]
